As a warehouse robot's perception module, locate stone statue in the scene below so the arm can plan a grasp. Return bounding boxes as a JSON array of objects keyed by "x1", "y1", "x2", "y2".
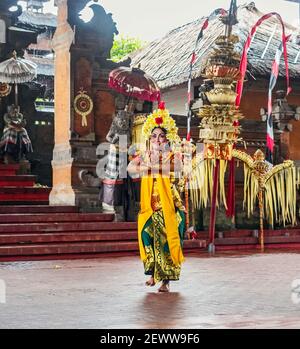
[
  {"x1": 4, "y1": 104, "x2": 26, "y2": 127},
  {"x1": 100, "y1": 109, "x2": 133, "y2": 221},
  {"x1": 0, "y1": 104, "x2": 33, "y2": 164},
  {"x1": 106, "y1": 110, "x2": 132, "y2": 144}
]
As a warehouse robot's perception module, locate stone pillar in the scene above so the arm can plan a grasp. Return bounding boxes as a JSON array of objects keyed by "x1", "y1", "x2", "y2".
[{"x1": 49, "y1": 0, "x2": 75, "y2": 205}]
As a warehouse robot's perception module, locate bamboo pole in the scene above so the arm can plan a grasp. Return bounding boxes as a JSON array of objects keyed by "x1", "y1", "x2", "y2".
[
  {"x1": 185, "y1": 178, "x2": 190, "y2": 239},
  {"x1": 208, "y1": 159, "x2": 220, "y2": 254},
  {"x1": 258, "y1": 188, "x2": 265, "y2": 252}
]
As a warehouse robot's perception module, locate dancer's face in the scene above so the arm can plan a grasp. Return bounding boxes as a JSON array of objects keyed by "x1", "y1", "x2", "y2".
[{"x1": 150, "y1": 128, "x2": 167, "y2": 151}]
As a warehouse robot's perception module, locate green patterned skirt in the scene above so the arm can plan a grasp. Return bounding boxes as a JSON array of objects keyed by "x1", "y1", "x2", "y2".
[{"x1": 141, "y1": 209, "x2": 185, "y2": 283}]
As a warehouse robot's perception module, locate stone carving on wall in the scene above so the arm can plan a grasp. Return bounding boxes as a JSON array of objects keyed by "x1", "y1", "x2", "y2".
[
  {"x1": 261, "y1": 90, "x2": 300, "y2": 132},
  {"x1": 68, "y1": 0, "x2": 118, "y2": 58}
]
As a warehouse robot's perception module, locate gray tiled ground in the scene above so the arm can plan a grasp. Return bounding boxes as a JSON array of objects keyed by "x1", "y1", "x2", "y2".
[{"x1": 0, "y1": 252, "x2": 300, "y2": 329}]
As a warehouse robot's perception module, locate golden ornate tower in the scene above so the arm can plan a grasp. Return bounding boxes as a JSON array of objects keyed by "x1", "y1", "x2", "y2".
[{"x1": 198, "y1": 33, "x2": 244, "y2": 160}]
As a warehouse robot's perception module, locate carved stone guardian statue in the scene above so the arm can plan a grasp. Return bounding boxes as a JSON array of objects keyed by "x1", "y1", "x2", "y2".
[
  {"x1": 0, "y1": 104, "x2": 33, "y2": 164},
  {"x1": 100, "y1": 104, "x2": 133, "y2": 221}
]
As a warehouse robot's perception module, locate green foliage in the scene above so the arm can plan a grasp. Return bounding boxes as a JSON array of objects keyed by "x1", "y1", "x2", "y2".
[{"x1": 110, "y1": 36, "x2": 146, "y2": 62}]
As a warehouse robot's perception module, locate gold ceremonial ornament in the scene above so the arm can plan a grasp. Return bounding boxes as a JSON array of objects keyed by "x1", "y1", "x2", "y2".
[
  {"x1": 190, "y1": 24, "x2": 298, "y2": 252},
  {"x1": 0, "y1": 83, "x2": 12, "y2": 97},
  {"x1": 190, "y1": 34, "x2": 244, "y2": 211},
  {"x1": 198, "y1": 35, "x2": 244, "y2": 161},
  {"x1": 233, "y1": 148, "x2": 298, "y2": 252},
  {"x1": 74, "y1": 88, "x2": 93, "y2": 127},
  {"x1": 132, "y1": 114, "x2": 147, "y2": 151}
]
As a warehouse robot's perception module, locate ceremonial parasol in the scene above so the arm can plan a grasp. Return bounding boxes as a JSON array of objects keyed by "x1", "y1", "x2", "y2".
[
  {"x1": 108, "y1": 66, "x2": 161, "y2": 104},
  {"x1": 0, "y1": 51, "x2": 37, "y2": 106}
]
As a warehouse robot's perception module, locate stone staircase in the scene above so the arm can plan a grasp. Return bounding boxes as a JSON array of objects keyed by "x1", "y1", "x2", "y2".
[
  {"x1": 0, "y1": 163, "x2": 206, "y2": 261},
  {"x1": 0, "y1": 161, "x2": 298, "y2": 260},
  {"x1": 0, "y1": 208, "x2": 132, "y2": 261},
  {"x1": 0, "y1": 164, "x2": 51, "y2": 205},
  {"x1": 0, "y1": 206, "x2": 206, "y2": 261}
]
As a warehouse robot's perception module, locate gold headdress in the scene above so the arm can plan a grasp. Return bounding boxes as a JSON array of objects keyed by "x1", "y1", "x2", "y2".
[{"x1": 142, "y1": 102, "x2": 181, "y2": 144}]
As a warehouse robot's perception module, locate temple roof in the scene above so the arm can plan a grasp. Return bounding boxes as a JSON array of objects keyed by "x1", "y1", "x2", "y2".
[
  {"x1": 24, "y1": 54, "x2": 54, "y2": 76},
  {"x1": 17, "y1": 10, "x2": 57, "y2": 29},
  {"x1": 130, "y1": 2, "x2": 300, "y2": 90}
]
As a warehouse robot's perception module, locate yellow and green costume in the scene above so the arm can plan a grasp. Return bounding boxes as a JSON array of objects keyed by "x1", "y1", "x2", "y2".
[{"x1": 138, "y1": 175, "x2": 185, "y2": 283}]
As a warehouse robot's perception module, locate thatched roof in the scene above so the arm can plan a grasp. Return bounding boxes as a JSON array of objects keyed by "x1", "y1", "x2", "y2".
[{"x1": 130, "y1": 2, "x2": 300, "y2": 90}]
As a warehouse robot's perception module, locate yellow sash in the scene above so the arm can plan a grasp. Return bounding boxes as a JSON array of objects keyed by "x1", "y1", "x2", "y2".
[{"x1": 138, "y1": 175, "x2": 184, "y2": 266}]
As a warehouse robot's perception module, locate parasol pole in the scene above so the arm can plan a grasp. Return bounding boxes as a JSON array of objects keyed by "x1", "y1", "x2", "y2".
[
  {"x1": 208, "y1": 158, "x2": 220, "y2": 254},
  {"x1": 184, "y1": 18, "x2": 209, "y2": 236},
  {"x1": 258, "y1": 187, "x2": 265, "y2": 252},
  {"x1": 124, "y1": 87, "x2": 134, "y2": 112},
  {"x1": 185, "y1": 177, "x2": 190, "y2": 238},
  {"x1": 14, "y1": 84, "x2": 18, "y2": 107},
  {"x1": 12, "y1": 51, "x2": 19, "y2": 107}
]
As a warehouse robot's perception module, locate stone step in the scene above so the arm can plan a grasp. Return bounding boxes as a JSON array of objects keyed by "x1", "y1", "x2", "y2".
[
  {"x1": 0, "y1": 221, "x2": 137, "y2": 233},
  {"x1": 0, "y1": 201, "x2": 49, "y2": 206},
  {"x1": 215, "y1": 235, "x2": 300, "y2": 246},
  {"x1": 0, "y1": 169, "x2": 17, "y2": 176},
  {"x1": 0, "y1": 164, "x2": 19, "y2": 176},
  {"x1": 220, "y1": 230, "x2": 255, "y2": 238},
  {"x1": 0, "y1": 239, "x2": 207, "y2": 257},
  {"x1": 0, "y1": 175, "x2": 36, "y2": 187},
  {"x1": 198, "y1": 229, "x2": 300, "y2": 240},
  {"x1": 0, "y1": 230, "x2": 138, "y2": 245},
  {"x1": 183, "y1": 239, "x2": 207, "y2": 250},
  {"x1": 0, "y1": 187, "x2": 51, "y2": 203},
  {"x1": 0, "y1": 206, "x2": 79, "y2": 214},
  {"x1": 0, "y1": 213, "x2": 114, "y2": 224},
  {"x1": 265, "y1": 235, "x2": 300, "y2": 244},
  {"x1": 215, "y1": 237, "x2": 258, "y2": 245},
  {"x1": 0, "y1": 241, "x2": 139, "y2": 256},
  {"x1": 264, "y1": 230, "x2": 300, "y2": 237},
  {"x1": 0, "y1": 251, "x2": 141, "y2": 262},
  {"x1": 216, "y1": 243, "x2": 300, "y2": 252}
]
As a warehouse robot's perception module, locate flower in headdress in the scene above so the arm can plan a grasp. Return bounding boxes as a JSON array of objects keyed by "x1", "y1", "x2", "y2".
[{"x1": 155, "y1": 117, "x2": 163, "y2": 125}]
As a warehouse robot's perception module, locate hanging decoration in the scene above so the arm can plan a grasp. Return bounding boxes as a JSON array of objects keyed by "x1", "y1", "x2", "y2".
[
  {"x1": 186, "y1": 2, "x2": 298, "y2": 254},
  {"x1": 266, "y1": 36, "x2": 291, "y2": 163},
  {"x1": 233, "y1": 149, "x2": 298, "y2": 252},
  {"x1": 74, "y1": 88, "x2": 93, "y2": 127}
]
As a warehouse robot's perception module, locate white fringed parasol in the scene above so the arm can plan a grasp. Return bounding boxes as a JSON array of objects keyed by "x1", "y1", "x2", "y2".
[{"x1": 0, "y1": 51, "x2": 37, "y2": 106}]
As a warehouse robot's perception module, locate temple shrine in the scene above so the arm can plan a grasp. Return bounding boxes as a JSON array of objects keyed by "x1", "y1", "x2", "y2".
[{"x1": 0, "y1": 0, "x2": 300, "y2": 261}]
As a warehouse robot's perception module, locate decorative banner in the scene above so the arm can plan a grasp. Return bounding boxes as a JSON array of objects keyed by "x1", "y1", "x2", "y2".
[
  {"x1": 266, "y1": 35, "x2": 291, "y2": 163},
  {"x1": 236, "y1": 12, "x2": 292, "y2": 108},
  {"x1": 0, "y1": 83, "x2": 11, "y2": 97},
  {"x1": 74, "y1": 89, "x2": 93, "y2": 127},
  {"x1": 186, "y1": 8, "x2": 227, "y2": 141}
]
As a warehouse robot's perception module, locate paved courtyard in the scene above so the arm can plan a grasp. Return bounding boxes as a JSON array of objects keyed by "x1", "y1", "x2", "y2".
[{"x1": 0, "y1": 251, "x2": 300, "y2": 329}]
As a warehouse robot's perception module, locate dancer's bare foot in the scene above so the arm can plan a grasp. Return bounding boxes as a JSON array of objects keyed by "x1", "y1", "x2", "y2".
[
  {"x1": 145, "y1": 276, "x2": 155, "y2": 287},
  {"x1": 158, "y1": 280, "x2": 170, "y2": 293}
]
